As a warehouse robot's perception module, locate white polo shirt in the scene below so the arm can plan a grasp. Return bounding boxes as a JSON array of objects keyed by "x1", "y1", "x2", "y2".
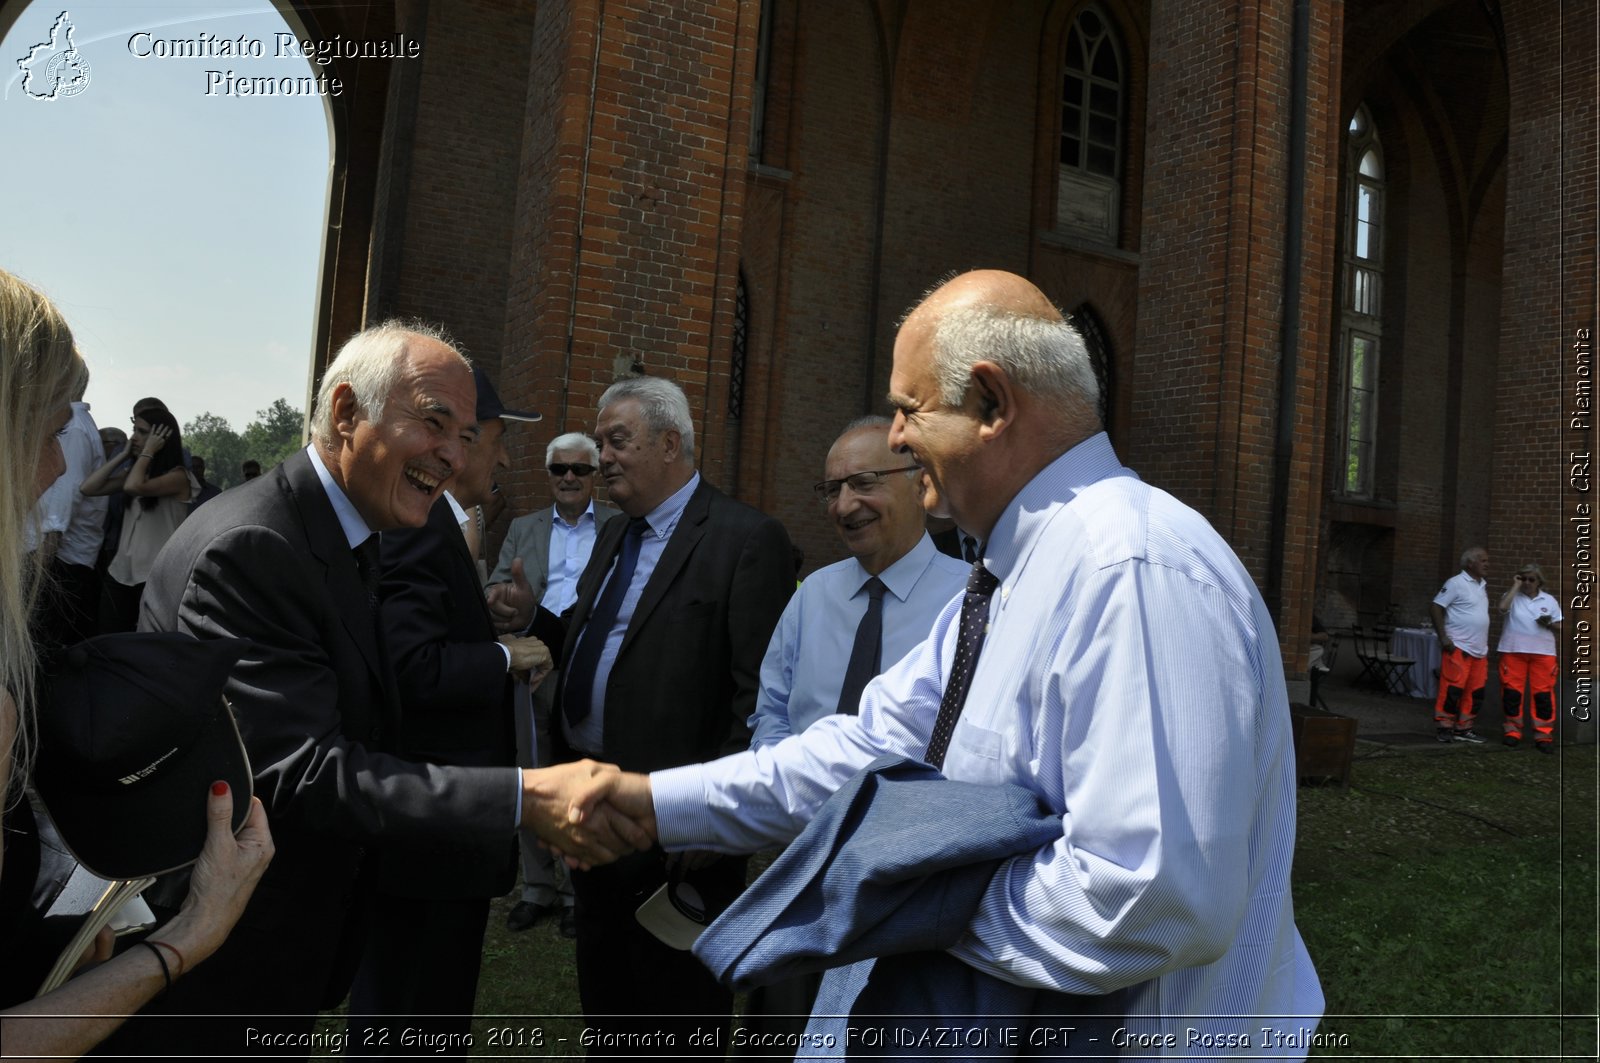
[
  {"x1": 1498, "y1": 590, "x2": 1561, "y2": 656},
  {"x1": 1433, "y1": 570, "x2": 1490, "y2": 658}
]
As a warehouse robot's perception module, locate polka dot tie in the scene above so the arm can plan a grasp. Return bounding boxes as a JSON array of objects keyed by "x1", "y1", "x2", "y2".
[{"x1": 924, "y1": 560, "x2": 1001, "y2": 770}]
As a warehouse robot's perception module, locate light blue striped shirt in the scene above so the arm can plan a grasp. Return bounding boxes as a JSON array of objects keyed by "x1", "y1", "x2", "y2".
[
  {"x1": 542, "y1": 502, "x2": 600, "y2": 616},
  {"x1": 748, "y1": 534, "x2": 968, "y2": 747},
  {"x1": 653, "y1": 433, "x2": 1324, "y2": 1055}
]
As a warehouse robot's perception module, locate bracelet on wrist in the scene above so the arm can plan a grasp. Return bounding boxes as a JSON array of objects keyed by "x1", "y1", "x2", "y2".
[
  {"x1": 137, "y1": 941, "x2": 172, "y2": 995},
  {"x1": 145, "y1": 938, "x2": 186, "y2": 980}
]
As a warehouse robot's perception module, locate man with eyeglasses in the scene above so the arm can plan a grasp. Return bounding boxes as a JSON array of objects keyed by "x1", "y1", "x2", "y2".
[
  {"x1": 742, "y1": 415, "x2": 967, "y2": 1035},
  {"x1": 750, "y1": 415, "x2": 967, "y2": 749},
  {"x1": 488, "y1": 431, "x2": 621, "y2": 935},
  {"x1": 561, "y1": 271, "x2": 1323, "y2": 1054}
]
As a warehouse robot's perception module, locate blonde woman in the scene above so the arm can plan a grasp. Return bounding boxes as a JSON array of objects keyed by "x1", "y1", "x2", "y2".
[{"x1": 0, "y1": 269, "x2": 272, "y2": 1059}]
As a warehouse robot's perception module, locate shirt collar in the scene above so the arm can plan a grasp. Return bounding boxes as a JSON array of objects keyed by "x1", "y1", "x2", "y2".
[
  {"x1": 982, "y1": 432, "x2": 1133, "y2": 583},
  {"x1": 639, "y1": 471, "x2": 700, "y2": 541},
  {"x1": 552, "y1": 499, "x2": 597, "y2": 528},
  {"x1": 306, "y1": 443, "x2": 374, "y2": 549},
  {"x1": 443, "y1": 490, "x2": 469, "y2": 525},
  {"x1": 850, "y1": 533, "x2": 939, "y2": 602}
]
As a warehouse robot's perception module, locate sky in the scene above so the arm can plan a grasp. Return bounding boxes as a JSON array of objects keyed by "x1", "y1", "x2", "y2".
[{"x1": 1, "y1": 0, "x2": 329, "y2": 437}]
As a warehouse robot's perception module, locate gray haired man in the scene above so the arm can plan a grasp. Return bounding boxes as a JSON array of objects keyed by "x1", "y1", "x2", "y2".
[{"x1": 488, "y1": 431, "x2": 621, "y2": 935}]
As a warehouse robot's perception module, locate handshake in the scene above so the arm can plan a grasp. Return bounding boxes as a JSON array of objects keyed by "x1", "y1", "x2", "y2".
[{"x1": 518, "y1": 760, "x2": 656, "y2": 868}]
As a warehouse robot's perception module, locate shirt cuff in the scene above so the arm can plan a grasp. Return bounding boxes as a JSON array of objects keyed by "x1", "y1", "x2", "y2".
[
  {"x1": 497, "y1": 641, "x2": 512, "y2": 671},
  {"x1": 511, "y1": 768, "x2": 524, "y2": 829},
  {"x1": 650, "y1": 763, "x2": 714, "y2": 850}
]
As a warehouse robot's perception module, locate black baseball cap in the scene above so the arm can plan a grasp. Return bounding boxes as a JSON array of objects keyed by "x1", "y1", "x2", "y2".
[
  {"x1": 474, "y1": 367, "x2": 541, "y2": 423},
  {"x1": 34, "y1": 633, "x2": 253, "y2": 880}
]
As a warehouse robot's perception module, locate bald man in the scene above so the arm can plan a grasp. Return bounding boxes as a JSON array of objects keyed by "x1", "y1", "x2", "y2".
[{"x1": 573, "y1": 271, "x2": 1324, "y2": 1055}]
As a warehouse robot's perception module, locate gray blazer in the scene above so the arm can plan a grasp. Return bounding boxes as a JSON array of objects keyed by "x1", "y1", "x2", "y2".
[{"x1": 490, "y1": 500, "x2": 622, "y2": 606}]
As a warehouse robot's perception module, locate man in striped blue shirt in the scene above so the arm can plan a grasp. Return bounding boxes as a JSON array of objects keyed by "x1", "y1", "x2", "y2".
[{"x1": 572, "y1": 270, "x2": 1324, "y2": 1057}]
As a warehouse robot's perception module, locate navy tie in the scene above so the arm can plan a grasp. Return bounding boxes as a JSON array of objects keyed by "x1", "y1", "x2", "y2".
[
  {"x1": 924, "y1": 560, "x2": 1000, "y2": 770},
  {"x1": 962, "y1": 535, "x2": 980, "y2": 564},
  {"x1": 835, "y1": 577, "x2": 887, "y2": 715},
  {"x1": 562, "y1": 517, "x2": 650, "y2": 726}
]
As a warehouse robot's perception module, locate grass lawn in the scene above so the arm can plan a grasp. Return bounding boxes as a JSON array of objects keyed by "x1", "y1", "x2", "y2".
[
  {"x1": 319, "y1": 744, "x2": 1597, "y2": 1059},
  {"x1": 1291, "y1": 742, "x2": 1596, "y2": 1059}
]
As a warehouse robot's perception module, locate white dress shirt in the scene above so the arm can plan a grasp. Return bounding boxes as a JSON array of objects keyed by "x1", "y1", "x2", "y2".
[
  {"x1": 748, "y1": 534, "x2": 967, "y2": 747},
  {"x1": 652, "y1": 433, "x2": 1323, "y2": 1053},
  {"x1": 36, "y1": 401, "x2": 107, "y2": 564}
]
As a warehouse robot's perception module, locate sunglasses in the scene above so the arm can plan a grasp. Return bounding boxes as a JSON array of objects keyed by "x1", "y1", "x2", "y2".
[{"x1": 548, "y1": 463, "x2": 596, "y2": 477}]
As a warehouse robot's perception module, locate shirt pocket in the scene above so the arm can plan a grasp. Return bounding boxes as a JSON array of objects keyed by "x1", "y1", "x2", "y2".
[{"x1": 954, "y1": 718, "x2": 1003, "y2": 759}]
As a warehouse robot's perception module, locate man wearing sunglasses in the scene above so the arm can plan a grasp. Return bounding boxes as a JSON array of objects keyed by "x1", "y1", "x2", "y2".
[{"x1": 488, "y1": 432, "x2": 622, "y2": 936}]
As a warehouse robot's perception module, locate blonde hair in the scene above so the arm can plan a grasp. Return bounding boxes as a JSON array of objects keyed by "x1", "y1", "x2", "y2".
[{"x1": 0, "y1": 269, "x2": 87, "y2": 782}]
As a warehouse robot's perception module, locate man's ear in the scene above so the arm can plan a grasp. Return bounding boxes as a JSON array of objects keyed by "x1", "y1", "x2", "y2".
[
  {"x1": 658, "y1": 427, "x2": 682, "y2": 465},
  {"x1": 331, "y1": 382, "x2": 362, "y2": 442},
  {"x1": 969, "y1": 362, "x2": 1014, "y2": 441}
]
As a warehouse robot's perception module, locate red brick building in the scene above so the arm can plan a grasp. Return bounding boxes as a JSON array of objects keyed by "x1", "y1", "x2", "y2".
[{"x1": 293, "y1": 0, "x2": 1594, "y2": 687}]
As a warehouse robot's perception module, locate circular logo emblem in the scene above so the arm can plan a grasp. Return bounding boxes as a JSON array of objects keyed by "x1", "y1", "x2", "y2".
[{"x1": 42, "y1": 48, "x2": 91, "y2": 98}]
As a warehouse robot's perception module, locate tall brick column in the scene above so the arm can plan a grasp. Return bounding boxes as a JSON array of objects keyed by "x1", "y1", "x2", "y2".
[
  {"x1": 1132, "y1": 0, "x2": 1343, "y2": 674},
  {"x1": 1494, "y1": 1, "x2": 1596, "y2": 624},
  {"x1": 500, "y1": 0, "x2": 764, "y2": 511}
]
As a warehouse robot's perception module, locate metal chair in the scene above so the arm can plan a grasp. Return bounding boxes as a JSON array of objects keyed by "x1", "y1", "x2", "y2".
[{"x1": 1350, "y1": 625, "x2": 1415, "y2": 696}]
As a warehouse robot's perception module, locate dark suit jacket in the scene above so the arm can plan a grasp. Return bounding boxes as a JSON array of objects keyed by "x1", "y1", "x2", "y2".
[
  {"x1": 558, "y1": 478, "x2": 792, "y2": 772},
  {"x1": 136, "y1": 449, "x2": 513, "y2": 1006},
  {"x1": 374, "y1": 496, "x2": 519, "y2": 899}
]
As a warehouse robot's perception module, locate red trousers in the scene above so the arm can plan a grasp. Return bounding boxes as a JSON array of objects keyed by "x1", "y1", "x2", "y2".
[
  {"x1": 1498, "y1": 652, "x2": 1557, "y2": 743},
  {"x1": 1434, "y1": 648, "x2": 1487, "y2": 731}
]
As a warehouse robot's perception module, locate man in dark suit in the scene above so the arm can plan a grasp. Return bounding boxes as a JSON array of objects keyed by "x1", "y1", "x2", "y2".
[
  {"x1": 488, "y1": 430, "x2": 621, "y2": 935},
  {"x1": 561, "y1": 376, "x2": 792, "y2": 1054},
  {"x1": 345, "y1": 368, "x2": 547, "y2": 1055},
  {"x1": 114, "y1": 322, "x2": 646, "y2": 1056}
]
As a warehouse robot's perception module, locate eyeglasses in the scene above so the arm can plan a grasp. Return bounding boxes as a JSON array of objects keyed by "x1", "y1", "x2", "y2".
[
  {"x1": 812, "y1": 464, "x2": 921, "y2": 505},
  {"x1": 548, "y1": 463, "x2": 596, "y2": 478}
]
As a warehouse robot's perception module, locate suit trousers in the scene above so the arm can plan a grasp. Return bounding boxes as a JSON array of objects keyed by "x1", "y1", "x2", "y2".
[
  {"x1": 571, "y1": 850, "x2": 747, "y2": 1058},
  {"x1": 515, "y1": 677, "x2": 573, "y2": 907},
  {"x1": 345, "y1": 893, "x2": 489, "y2": 1060}
]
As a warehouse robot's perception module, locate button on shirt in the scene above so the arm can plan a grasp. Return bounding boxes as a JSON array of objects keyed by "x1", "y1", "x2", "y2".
[
  {"x1": 543, "y1": 502, "x2": 600, "y2": 615},
  {"x1": 652, "y1": 433, "x2": 1323, "y2": 1048},
  {"x1": 748, "y1": 534, "x2": 968, "y2": 748},
  {"x1": 1498, "y1": 590, "x2": 1561, "y2": 656},
  {"x1": 1433, "y1": 571, "x2": 1491, "y2": 657},
  {"x1": 563, "y1": 473, "x2": 699, "y2": 753}
]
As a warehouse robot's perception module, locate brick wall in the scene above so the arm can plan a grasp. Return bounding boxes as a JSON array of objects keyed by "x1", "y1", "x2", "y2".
[{"x1": 1498, "y1": 0, "x2": 1597, "y2": 667}]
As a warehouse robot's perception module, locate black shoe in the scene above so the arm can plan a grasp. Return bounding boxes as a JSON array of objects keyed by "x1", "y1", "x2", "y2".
[
  {"x1": 558, "y1": 906, "x2": 578, "y2": 939},
  {"x1": 1452, "y1": 730, "x2": 1486, "y2": 744},
  {"x1": 1436, "y1": 729, "x2": 1454, "y2": 744},
  {"x1": 1536, "y1": 742, "x2": 1555, "y2": 755},
  {"x1": 506, "y1": 900, "x2": 555, "y2": 932},
  {"x1": 1502, "y1": 735, "x2": 1521, "y2": 748}
]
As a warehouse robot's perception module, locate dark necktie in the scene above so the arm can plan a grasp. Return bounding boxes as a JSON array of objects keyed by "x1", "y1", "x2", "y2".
[
  {"x1": 563, "y1": 517, "x2": 650, "y2": 726},
  {"x1": 353, "y1": 535, "x2": 381, "y2": 612},
  {"x1": 835, "y1": 577, "x2": 887, "y2": 715},
  {"x1": 924, "y1": 560, "x2": 1001, "y2": 770},
  {"x1": 962, "y1": 535, "x2": 980, "y2": 564}
]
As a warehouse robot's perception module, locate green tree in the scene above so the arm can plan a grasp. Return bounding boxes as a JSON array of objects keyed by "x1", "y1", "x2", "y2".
[
  {"x1": 182, "y1": 412, "x2": 247, "y2": 489},
  {"x1": 240, "y1": 398, "x2": 306, "y2": 475}
]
